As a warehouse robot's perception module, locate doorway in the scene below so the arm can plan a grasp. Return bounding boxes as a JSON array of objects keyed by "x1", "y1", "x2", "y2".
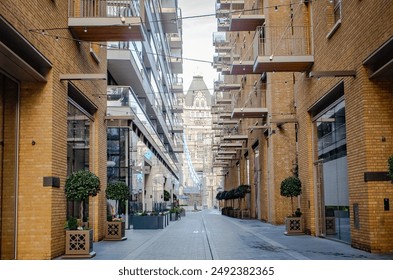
[
  {"x1": 314, "y1": 99, "x2": 350, "y2": 243},
  {"x1": 0, "y1": 72, "x2": 19, "y2": 259}
]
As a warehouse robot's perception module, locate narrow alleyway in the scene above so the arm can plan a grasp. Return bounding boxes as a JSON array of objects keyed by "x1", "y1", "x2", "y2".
[{"x1": 91, "y1": 209, "x2": 393, "y2": 260}]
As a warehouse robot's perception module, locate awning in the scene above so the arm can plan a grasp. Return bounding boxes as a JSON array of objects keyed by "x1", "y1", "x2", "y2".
[{"x1": 0, "y1": 16, "x2": 52, "y2": 82}]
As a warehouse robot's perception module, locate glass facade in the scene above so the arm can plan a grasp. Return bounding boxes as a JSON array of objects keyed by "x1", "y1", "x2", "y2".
[
  {"x1": 107, "y1": 127, "x2": 132, "y2": 215},
  {"x1": 66, "y1": 100, "x2": 91, "y2": 220},
  {"x1": 315, "y1": 99, "x2": 350, "y2": 243},
  {"x1": 107, "y1": 127, "x2": 131, "y2": 184},
  {"x1": 107, "y1": 86, "x2": 178, "y2": 212}
]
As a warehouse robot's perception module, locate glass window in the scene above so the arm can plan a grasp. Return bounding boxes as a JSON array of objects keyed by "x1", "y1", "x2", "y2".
[
  {"x1": 315, "y1": 99, "x2": 350, "y2": 243},
  {"x1": 333, "y1": 0, "x2": 342, "y2": 23},
  {"x1": 107, "y1": 127, "x2": 130, "y2": 184},
  {"x1": 0, "y1": 73, "x2": 19, "y2": 259},
  {"x1": 67, "y1": 101, "x2": 90, "y2": 219},
  {"x1": 316, "y1": 100, "x2": 346, "y2": 161}
]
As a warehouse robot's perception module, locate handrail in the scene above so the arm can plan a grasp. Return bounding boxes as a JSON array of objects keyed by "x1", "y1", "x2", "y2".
[
  {"x1": 68, "y1": 0, "x2": 139, "y2": 18},
  {"x1": 253, "y1": 25, "x2": 312, "y2": 57}
]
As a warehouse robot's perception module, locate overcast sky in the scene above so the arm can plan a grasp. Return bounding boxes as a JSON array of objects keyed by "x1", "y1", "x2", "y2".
[{"x1": 178, "y1": 0, "x2": 218, "y2": 94}]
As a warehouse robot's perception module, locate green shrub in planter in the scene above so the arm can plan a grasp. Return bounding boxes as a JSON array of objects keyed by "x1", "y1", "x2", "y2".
[
  {"x1": 65, "y1": 216, "x2": 78, "y2": 230},
  {"x1": 280, "y1": 176, "x2": 302, "y2": 216},
  {"x1": 106, "y1": 181, "x2": 130, "y2": 218},
  {"x1": 65, "y1": 170, "x2": 101, "y2": 224}
]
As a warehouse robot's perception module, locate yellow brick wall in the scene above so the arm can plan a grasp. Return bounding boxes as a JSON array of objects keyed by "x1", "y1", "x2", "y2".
[
  {"x1": 222, "y1": 0, "x2": 299, "y2": 224},
  {"x1": 0, "y1": 0, "x2": 108, "y2": 259},
  {"x1": 295, "y1": 0, "x2": 393, "y2": 253}
]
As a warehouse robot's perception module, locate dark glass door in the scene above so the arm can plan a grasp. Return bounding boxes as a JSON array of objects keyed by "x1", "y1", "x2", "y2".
[{"x1": 0, "y1": 73, "x2": 19, "y2": 259}]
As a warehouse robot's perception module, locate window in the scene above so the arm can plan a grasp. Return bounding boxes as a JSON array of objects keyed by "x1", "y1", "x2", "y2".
[
  {"x1": 67, "y1": 101, "x2": 90, "y2": 174},
  {"x1": 333, "y1": 0, "x2": 342, "y2": 24},
  {"x1": 327, "y1": 0, "x2": 342, "y2": 38},
  {"x1": 107, "y1": 127, "x2": 130, "y2": 184},
  {"x1": 67, "y1": 100, "x2": 91, "y2": 220}
]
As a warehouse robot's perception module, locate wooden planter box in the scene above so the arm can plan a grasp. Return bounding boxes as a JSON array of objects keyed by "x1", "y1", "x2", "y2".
[
  {"x1": 133, "y1": 215, "x2": 166, "y2": 229},
  {"x1": 241, "y1": 209, "x2": 250, "y2": 219},
  {"x1": 64, "y1": 229, "x2": 95, "y2": 258},
  {"x1": 105, "y1": 221, "x2": 126, "y2": 240},
  {"x1": 284, "y1": 217, "x2": 304, "y2": 235}
]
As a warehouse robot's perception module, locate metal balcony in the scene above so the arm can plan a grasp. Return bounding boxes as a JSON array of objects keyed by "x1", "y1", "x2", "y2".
[
  {"x1": 252, "y1": 26, "x2": 314, "y2": 73},
  {"x1": 68, "y1": 0, "x2": 145, "y2": 41},
  {"x1": 216, "y1": 83, "x2": 241, "y2": 91},
  {"x1": 216, "y1": 2, "x2": 265, "y2": 32},
  {"x1": 219, "y1": 142, "x2": 243, "y2": 148},
  {"x1": 213, "y1": 32, "x2": 229, "y2": 47},
  {"x1": 169, "y1": 33, "x2": 182, "y2": 49},
  {"x1": 172, "y1": 125, "x2": 184, "y2": 133},
  {"x1": 217, "y1": 150, "x2": 237, "y2": 155},
  {"x1": 230, "y1": 60, "x2": 254, "y2": 75},
  {"x1": 221, "y1": 67, "x2": 231, "y2": 75},
  {"x1": 160, "y1": 0, "x2": 180, "y2": 34},
  {"x1": 231, "y1": 107, "x2": 268, "y2": 119},
  {"x1": 219, "y1": 113, "x2": 232, "y2": 119},
  {"x1": 171, "y1": 76, "x2": 184, "y2": 93},
  {"x1": 216, "y1": 99, "x2": 232, "y2": 105},
  {"x1": 223, "y1": 135, "x2": 248, "y2": 141},
  {"x1": 217, "y1": 0, "x2": 245, "y2": 10},
  {"x1": 172, "y1": 105, "x2": 183, "y2": 113},
  {"x1": 170, "y1": 56, "x2": 183, "y2": 74},
  {"x1": 218, "y1": 120, "x2": 238, "y2": 125},
  {"x1": 230, "y1": 14, "x2": 265, "y2": 32},
  {"x1": 107, "y1": 48, "x2": 148, "y2": 100},
  {"x1": 172, "y1": 144, "x2": 184, "y2": 153}
]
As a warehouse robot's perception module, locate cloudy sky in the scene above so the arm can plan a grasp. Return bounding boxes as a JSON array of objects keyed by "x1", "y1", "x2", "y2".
[{"x1": 178, "y1": 0, "x2": 218, "y2": 94}]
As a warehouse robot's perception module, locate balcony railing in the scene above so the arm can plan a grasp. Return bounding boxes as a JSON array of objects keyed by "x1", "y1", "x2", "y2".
[
  {"x1": 68, "y1": 0, "x2": 144, "y2": 41},
  {"x1": 253, "y1": 26, "x2": 312, "y2": 57},
  {"x1": 107, "y1": 86, "x2": 130, "y2": 107},
  {"x1": 68, "y1": 0, "x2": 140, "y2": 17},
  {"x1": 107, "y1": 86, "x2": 179, "y2": 168},
  {"x1": 252, "y1": 25, "x2": 314, "y2": 72},
  {"x1": 216, "y1": 1, "x2": 264, "y2": 31}
]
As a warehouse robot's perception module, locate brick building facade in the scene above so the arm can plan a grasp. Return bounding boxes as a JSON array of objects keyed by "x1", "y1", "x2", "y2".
[
  {"x1": 1, "y1": 0, "x2": 108, "y2": 259},
  {"x1": 214, "y1": 0, "x2": 393, "y2": 253}
]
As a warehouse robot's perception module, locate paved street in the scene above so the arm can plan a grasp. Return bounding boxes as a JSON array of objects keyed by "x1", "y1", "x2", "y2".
[{"x1": 90, "y1": 209, "x2": 393, "y2": 260}]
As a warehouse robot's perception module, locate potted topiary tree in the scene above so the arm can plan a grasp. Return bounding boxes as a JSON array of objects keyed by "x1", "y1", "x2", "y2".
[
  {"x1": 105, "y1": 181, "x2": 130, "y2": 240},
  {"x1": 236, "y1": 184, "x2": 251, "y2": 219},
  {"x1": 64, "y1": 169, "x2": 100, "y2": 258},
  {"x1": 280, "y1": 175, "x2": 303, "y2": 235}
]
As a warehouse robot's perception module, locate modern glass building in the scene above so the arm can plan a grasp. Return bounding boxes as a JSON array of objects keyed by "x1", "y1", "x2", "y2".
[
  {"x1": 0, "y1": 0, "x2": 184, "y2": 259},
  {"x1": 105, "y1": 0, "x2": 184, "y2": 221}
]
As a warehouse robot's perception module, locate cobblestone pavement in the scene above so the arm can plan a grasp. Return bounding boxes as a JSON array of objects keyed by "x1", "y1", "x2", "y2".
[{"x1": 90, "y1": 209, "x2": 393, "y2": 260}]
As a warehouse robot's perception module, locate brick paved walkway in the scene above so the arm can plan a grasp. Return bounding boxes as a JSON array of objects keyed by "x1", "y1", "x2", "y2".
[{"x1": 90, "y1": 209, "x2": 393, "y2": 260}]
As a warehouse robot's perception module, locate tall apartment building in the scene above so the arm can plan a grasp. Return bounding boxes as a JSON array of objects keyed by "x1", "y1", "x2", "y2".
[
  {"x1": 0, "y1": 0, "x2": 183, "y2": 260},
  {"x1": 182, "y1": 75, "x2": 220, "y2": 208},
  {"x1": 213, "y1": 0, "x2": 393, "y2": 253},
  {"x1": 105, "y1": 0, "x2": 184, "y2": 216}
]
